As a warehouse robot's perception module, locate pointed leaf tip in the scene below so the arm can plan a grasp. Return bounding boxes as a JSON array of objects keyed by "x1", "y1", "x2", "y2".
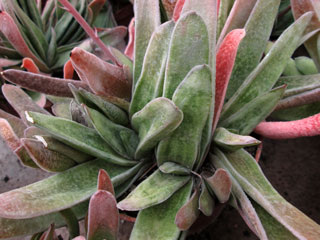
[{"x1": 97, "y1": 169, "x2": 115, "y2": 196}]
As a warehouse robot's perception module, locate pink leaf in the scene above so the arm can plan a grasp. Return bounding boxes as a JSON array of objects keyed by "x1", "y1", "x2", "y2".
[
  {"x1": 0, "y1": 58, "x2": 20, "y2": 70},
  {"x1": 97, "y1": 169, "x2": 115, "y2": 196},
  {"x1": 63, "y1": 59, "x2": 74, "y2": 79},
  {"x1": 0, "y1": 11, "x2": 48, "y2": 72},
  {"x1": 212, "y1": 29, "x2": 246, "y2": 131},
  {"x1": 255, "y1": 113, "x2": 320, "y2": 139},
  {"x1": 124, "y1": 18, "x2": 135, "y2": 60},
  {"x1": 21, "y1": 58, "x2": 40, "y2": 74},
  {"x1": 172, "y1": 0, "x2": 185, "y2": 22},
  {"x1": 206, "y1": 168, "x2": 232, "y2": 203},
  {"x1": 0, "y1": 118, "x2": 21, "y2": 151},
  {"x1": 217, "y1": 0, "x2": 221, "y2": 16},
  {"x1": 87, "y1": 190, "x2": 119, "y2": 240},
  {"x1": 70, "y1": 47, "x2": 131, "y2": 99}
]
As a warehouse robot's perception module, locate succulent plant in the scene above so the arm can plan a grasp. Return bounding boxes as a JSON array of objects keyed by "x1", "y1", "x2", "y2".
[
  {"x1": 0, "y1": 0, "x2": 126, "y2": 74},
  {"x1": 0, "y1": 0, "x2": 320, "y2": 239}
]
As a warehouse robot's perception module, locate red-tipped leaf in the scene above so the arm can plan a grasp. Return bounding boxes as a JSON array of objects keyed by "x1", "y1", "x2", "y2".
[
  {"x1": 97, "y1": 169, "x2": 115, "y2": 196},
  {"x1": 172, "y1": 0, "x2": 185, "y2": 22},
  {"x1": 22, "y1": 58, "x2": 40, "y2": 74},
  {"x1": 63, "y1": 59, "x2": 74, "y2": 79},
  {"x1": 124, "y1": 18, "x2": 135, "y2": 60},
  {"x1": 206, "y1": 168, "x2": 232, "y2": 203}
]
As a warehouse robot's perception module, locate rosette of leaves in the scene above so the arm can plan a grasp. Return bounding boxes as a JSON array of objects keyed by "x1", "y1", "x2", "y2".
[
  {"x1": 0, "y1": 0, "x2": 124, "y2": 74},
  {"x1": 0, "y1": 0, "x2": 320, "y2": 239}
]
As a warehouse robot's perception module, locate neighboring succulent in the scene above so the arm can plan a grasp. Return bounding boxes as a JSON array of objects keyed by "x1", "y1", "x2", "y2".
[
  {"x1": 0, "y1": 1, "x2": 320, "y2": 240},
  {"x1": 0, "y1": 0, "x2": 125, "y2": 74}
]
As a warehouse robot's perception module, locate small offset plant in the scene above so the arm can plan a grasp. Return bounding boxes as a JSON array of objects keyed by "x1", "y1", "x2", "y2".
[{"x1": 0, "y1": 0, "x2": 320, "y2": 239}]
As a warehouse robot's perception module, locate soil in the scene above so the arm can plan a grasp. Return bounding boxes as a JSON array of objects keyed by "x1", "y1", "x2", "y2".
[{"x1": 1, "y1": 136, "x2": 320, "y2": 239}]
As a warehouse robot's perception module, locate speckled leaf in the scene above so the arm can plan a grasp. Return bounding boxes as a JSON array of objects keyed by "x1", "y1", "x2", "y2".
[
  {"x1": 21, "y1": 138, "x2": 76, "y2": 172},
  {"x1": 26, "y1": 111, "x2": 137, "y2": 166},
  {"x1": 157, "y1": 65, "x2": 212, "y2": 169},
  {"x1": 109, "y1": 47, "x2": 133, "y2": 73},
  {"x1": 295, "y1": 56, "x2": 318, "y2": 75},
  {"x1": 271, "y1": 103, "x2": 320, "y2": 121},
  {"x1": 0, "y1": 109, "x2": 26, "y2": 138},
  {"x1": 0, "y1": 118, "x2": 21, "y2": 151},
  {"x1": 291, "y1": 0, "x2": 320, "y2": 71},
  {"x1": 117, "y1": 170, "x2": 190, "y2": 211},
  {"x1": 133, "y1": 0, "x2": 161, "y2": 87},
  {"x1": 205, "y1": 168, "x2": 231, "y2": 203},
  {"x1": 0, "y1": 159, "x2": 133, "y2": 219},
  {"x1": 221, "y1": 12, "x2": 312, "y2": 121},
  {"x1": 214, "y1": 127, "x2": 261, "y2": 152},
  {"x1": 14, "y1": 145, "x2": 38, "y2": 168},
  {"x1": 217, "y1": 0, "x2": 234, "y2": 38},
  {"x1": 225, "y1": 0, "x2": 280, "y2": 99},
  {"x1": 218, "y1": 0, "x2": 257, "y2": 46},
  {"x1": 131, "y1": 97, "x2": 183, "y2": 159},
  {"x1": 159, "y1": 162, "x2": 191, "y2": 176},
  {"x1": 199, "y1": 179, "x2": 214, "y2": 216},
  {"x1": 220, "y1": 86, "x2": 285, "y2": 135},
  {"x1": 275, "y1": 74, "x2": 320, "y2": 98},
  {"x1": 70, "y1": 48, "x2": 131, "y2": 99},
  {"x1": 1, "y1": 70, "x2": 90, "y2": 97},
  {"x1": 163, "y1": 12, "x2": 209, "y2": 99},
  {"x1": 130, "y1": 21, "x2": 175, "y2": 116},
  {"x1": 59, "y1": 208, "x2": 79, "y2": 239},
  {"x1": 87, "y1": 190, "x2": 119, "y2": 240},
  {"x1": 175, "y1": 187, "x2": 200, "y2": 231},
  {"x1": 84, "y1": 106, "x2": 138, "y2": 159},
  {"x1": 51, "y1": 99, "x2": 72, "y2": 120},
  {"x1": 2, "y1": 84, "x2": 49, "y2": 125},
  {"x1": 212, "y1": 148, "x2": 320, "y2": 239},
  {"x1": 130, "y1": 180, "x2": 193, "y2": 240}
]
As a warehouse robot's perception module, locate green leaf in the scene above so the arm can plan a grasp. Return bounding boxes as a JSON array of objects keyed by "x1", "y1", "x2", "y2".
[
  {"x1": 26, "y1": 111, "x2": 138, "y2": 166},
  {"x1": 21, "y1": 138, "x2": 77, "y2": 172},
  {"x1": 117, "y1": 170, "x2": 190, "y2": 211},
  {"x1": 59, "y1": 209, "x2": 79, "y2": 239},
  {"x1": 159, "y1": 162, "x2": 191, "y2": 176},
  {"x1": 199, "y1": 179, "x2": 214, "y2": 216},
  {"x1": 163, "y1": 12, "x2": 209, "y2": 99},
  {"x1": 84, "y1": 106, "x2": 138, "y2": 159},
  {"x1": 69, "y1": 85, "x2": 129, "y2": 126},
  {"x1": 271, "y1": 103, "x2": 320, "y2": 121},
  {"x1": 294, "y1": 56, "x2": 318, "y2": 75},
  {"x1": 214, "y1": 127, "x2": 261, "y2": 152},
  {"x1": 0, "y1": 159, "x2": 133, "y2": 219},
  {"x1": 131, "y1": 97, "x2": 183, "y2": 159},
  {"x1": 133, "y1": 0, "x2": 161, "y2": 88},
  {"x1": 130, "y1": 21, "x2": 175, "y2": 116},
  {"x1": 217, "y1": 0, "x2": 234, "y2": 38},
  {"x1": 157, "y1": 65, "x2": 212, "y2": 169},
  {"x1": 130, "y1": 180, "x2": 192, "y2": 240},
  {"x1": 219, "y1": 86, "x2": 285, "y2": 135},
  {"x1": 51, "y1": 99, "x2": 72, "y2": 120},
  {"x1": 211, "y1": 148, "x2": 320, "y2": 239},
  {"x1": 225, "y1": 0, "x2": 280, "y2": 99},
  {"x1": 221, "y1": 12, "x2": 312, "y2": 121}
]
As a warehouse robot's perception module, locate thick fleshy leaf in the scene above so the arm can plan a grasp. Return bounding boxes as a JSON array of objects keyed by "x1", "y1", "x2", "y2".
[
  {"x1": 220, "y1": 86, "x2": 285, "y2": 135},
  {"x1": 130, "y1": 180, "x2": 192, "y2": 240},
  {"x1": 117, "y1": 170, "x2": 190, "y2": 211},
  {"x1": 295, "y1": 56, "x2": 318, "y2": 75},
  {"x1": 14, "y1": 145, "x2": 38, "y2": 168},
  {"x1": 0, "y1": 159, "x2": 134, "y2": 219},
  {"x1": 159, "y1": 162, "x2": 191, "y2": 176},
  {"x1": 88, "y1": 0, "x2": 106, "y2": 21},
  {"x1": 87, "y1": 190, "x2": 119, "y2": 240},
  {"x1": 63, "y1": 60, "x2": 74, "y2": 79},
  {"x1": 205, "y1": 168, "x2": 231, "y2": 203},
  {"x1": 199, "y1": 179, "x2": 214, "y2": 216},
  {"x1": 180, "y1": 0, "x2": 217, "y2": 67},
  {"x1": 133, "y1": 0, "x2": 160, "y2": 87},
  {"x1": 227, "y1": 169, "x2": 268, "y2": 239},
  {"x1": 70, "y1": 47, "x2": 131, "y2": 99},
  {"x1": 175, "y1": 187, "x2": 200, "y2": 231},
  {"x1": 124, "y1": 18, "x2": 134, "y2": 60},
  {"x1": 271, "y1": 102, "x2": 320, "y2": 121},
  {"x1": 213, "y1": 29, "x2": 246, "y2": 130},
  {"x1": 51, "y1": 99, "x2": 72, "y2": 119},
  {"x1": 59, "y1": 208, "x2": 79, "y2": 239},
  {"x1": 0, "y1": 11, "x2": 48, "y2": 71},
  {"x1": 224, "y1": 0, "x2": 280, "y2": 99},
  {"x1": 212, "y1": 148, "x2": 320, "y2": 239},
  {"x1": 109, "y1": 47, "x2": 133, "y2": 74},
  {"x1": 276, "y1": 74, "x2": 320, "y2": 98},
  {"x1": 0, "y1": 118, "x2": 21, "y2": 151},
  {"x1": 291, "y1": 0, "x2": 320, "y2": 71},
  {"x1": 33, "y1": 135, "x2": 91, "y2": 164},
  {"x1": 0, "y1": 109, "x2": 26, "y2": 138},
  {"x1": 69, "y1": 85, "x2": 129, "y2": 126},
  {"x1": 84, "y1": 106, "x2": 138, "y2": 159},
  {"x1": 21, "y1": 138, "x2": 76, "y2": 172},
  {"x1": 130, "y1": 21, "x2": 175, "y2": 116},
  {"x1": 1, "y1": 70, "x2": 90, "y2": 97},
  {"x1": 2, "y1": 84, "x2": 49, "y2": 125},
  {"x1": 0, "y1": 58, "x2": 20, "y2": 70},
  {"x1": 214, "y1": 127, "x2": 261, "y2": 152},
  {"x1": 172, "y1": 0, "x2": 185, "y2": 22},
  {"x1": 21, "y1": 58, "x2": 40, "y2": 73},
  {"x1": 217, "y1": 0, "x2": 257, "y2": 45},
  {"x1": 26, "y1": 111, "x2": 137, "y2": 166},
  {"x1": 39, "y1": 224, "x2": 57, "y2": 240},
  {"x1": 157, "y1": 65, "x2": 212, "y2": 169},
  {"x1": 163, "y1": 12, "x2": 209, "y2": 99},
  {"x1": 255, "y1": 113, "x2": 320, "y2": 139},
  {"x1": 97, "y1": 169, "x2": 115, "y2": 196},
  {"x1": 131, "y1": 97, "x2": 183, "y2": 159},
  {"x1": 221, "y1": 12, "x2": 312, "y2": 121},
  {"x1": 216, "y1": 0, "x2": 234, "y2": 38}
]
